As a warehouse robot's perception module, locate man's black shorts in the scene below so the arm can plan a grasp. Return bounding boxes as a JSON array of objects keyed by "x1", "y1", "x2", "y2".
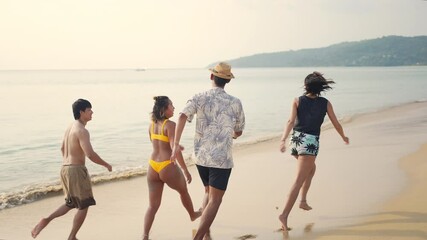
[{"x1": 196, "y1": 165, "x2": 232, "y2": 191}]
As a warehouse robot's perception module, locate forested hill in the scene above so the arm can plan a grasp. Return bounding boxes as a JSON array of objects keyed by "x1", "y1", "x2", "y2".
[{"x1": 216, "y1": 36, "x2": 427, "y2": 67}]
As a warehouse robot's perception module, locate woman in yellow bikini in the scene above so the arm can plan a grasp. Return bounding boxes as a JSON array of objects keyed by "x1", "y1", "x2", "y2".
[{"x1": 142, "y1": 96, "x2": 201, "y2": 240}]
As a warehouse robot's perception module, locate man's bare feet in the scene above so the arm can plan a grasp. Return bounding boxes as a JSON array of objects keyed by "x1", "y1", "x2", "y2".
[
  {"x1": 142, "y1": 234, "x2": 149, "y2": 240},
  {"x1": 282, "y1": 229, "x2": 289, "y2": 240},
  {"x1": 278, "y1": 214, "x2": 291, "y2": 231},
  {"x1": 203, "y1": 232, "x2": 212, "y2": 240},
  {"x1": 31, "y1": 218, "x2": 49, "y2": 238},
  {"x1": 299, "y1": 200, "x2": 312, "y2": 211},
  {"x1": 191, "y1": 208, "x2": 203, "y2": 221}
]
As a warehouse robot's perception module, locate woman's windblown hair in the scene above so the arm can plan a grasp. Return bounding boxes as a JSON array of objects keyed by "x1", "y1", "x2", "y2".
[{"x1": 304, "y1": 71, "x2": 335, "y2": 96}]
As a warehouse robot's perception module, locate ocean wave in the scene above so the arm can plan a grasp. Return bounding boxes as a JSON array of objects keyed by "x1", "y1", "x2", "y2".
[
  {"x1": 0, "y1": 167, "x2": 148, "y2": 211},
  {"x1": 0, "y1": 155, "x2": 205, "y2": 211},
  {"x1": 0, "y1": 182, "x2": 63, "y2": 210}
]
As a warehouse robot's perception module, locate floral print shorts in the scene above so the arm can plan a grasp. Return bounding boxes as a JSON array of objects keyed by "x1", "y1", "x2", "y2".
[{"x1": 289, "y1": 130, "x2": 320, "y2": 156}]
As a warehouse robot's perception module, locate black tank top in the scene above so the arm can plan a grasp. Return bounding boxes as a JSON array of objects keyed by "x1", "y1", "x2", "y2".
[{"x1": 293, "y1": 95, "x2": 328, "y2": 136}]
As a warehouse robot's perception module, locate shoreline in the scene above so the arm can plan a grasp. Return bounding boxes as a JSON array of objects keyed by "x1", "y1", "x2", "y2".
[
  {"x1": 1, "y1": 100, "x2": 425, "y2": 211},
  {"x1": 0, "y1": 101, "x2": 426, "y2": 239}
]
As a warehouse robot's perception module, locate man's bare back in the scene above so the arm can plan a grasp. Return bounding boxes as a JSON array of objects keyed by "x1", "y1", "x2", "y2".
[{"x1": 62, "y1": 121, "x2": 89, "y2": 165}]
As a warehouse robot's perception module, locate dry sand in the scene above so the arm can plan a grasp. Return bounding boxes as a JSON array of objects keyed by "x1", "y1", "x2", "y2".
[
  {"x1": 307, "y1": 143, "x2": 427, "y2": 240},
  {"x1": 0, "y1": 101, "x2": 426, "y2": 240}
]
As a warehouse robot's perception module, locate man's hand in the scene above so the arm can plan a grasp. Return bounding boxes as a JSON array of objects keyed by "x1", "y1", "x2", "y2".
[
  {"x1": 233, "y1": 131, "x2": 242, "y2": 139},
  {"x1": 343, "y1": 136, "x2": 350, "y2": 145},
  {"x1": 171, "y1": 144, "x2": 184, "y2": 164},
  {"x1": 105, "y1": 163, "x2": 112, "y2": 172}
]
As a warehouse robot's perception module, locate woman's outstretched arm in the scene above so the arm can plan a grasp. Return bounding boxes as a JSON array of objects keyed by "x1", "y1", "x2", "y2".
[{"x1": 326, "y1": 101, "x2": 349, "y2": 144}]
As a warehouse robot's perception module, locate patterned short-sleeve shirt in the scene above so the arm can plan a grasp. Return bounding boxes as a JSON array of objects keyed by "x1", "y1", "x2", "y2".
[{"x1": 181, "y1": 87, "x2": 245, "y2": 169}]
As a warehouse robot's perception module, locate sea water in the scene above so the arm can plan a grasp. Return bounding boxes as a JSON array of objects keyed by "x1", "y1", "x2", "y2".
[{"x1": 1, "y1": 66, "x2": 426, "y2": 209}]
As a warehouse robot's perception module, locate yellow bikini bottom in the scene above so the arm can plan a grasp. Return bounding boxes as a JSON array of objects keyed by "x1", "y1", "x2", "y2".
[{"x1": 149, "y1": 159, "x2": 172, "y2": 173}]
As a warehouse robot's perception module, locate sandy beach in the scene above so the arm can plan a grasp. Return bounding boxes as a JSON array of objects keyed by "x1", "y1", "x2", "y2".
[{"x1": 1, "y1": 101, "x2": 427, "y2": 240}]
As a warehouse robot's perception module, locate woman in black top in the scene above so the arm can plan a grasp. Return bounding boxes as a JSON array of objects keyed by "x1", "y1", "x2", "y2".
[{"x1": 278, "y1": 72, "x2": 349, "y2": 231}]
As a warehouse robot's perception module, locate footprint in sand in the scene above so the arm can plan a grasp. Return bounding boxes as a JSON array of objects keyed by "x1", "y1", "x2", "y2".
[{"x1": 235, "y1": 234, "x2": 257, "y2": 240}]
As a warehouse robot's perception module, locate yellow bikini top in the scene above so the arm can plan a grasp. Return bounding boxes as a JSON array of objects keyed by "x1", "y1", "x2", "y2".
[{"x1": 150, "y1": 119, "x2": 169, "y2": 142}]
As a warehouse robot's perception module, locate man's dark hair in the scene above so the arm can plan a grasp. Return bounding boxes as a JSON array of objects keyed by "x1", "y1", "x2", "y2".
[
  {"x1": 213, "y1": 75, "x2": 231, "y2": 87},
  {"x1": 72, "y1": 99, "x2": 92, "y2": 120}
]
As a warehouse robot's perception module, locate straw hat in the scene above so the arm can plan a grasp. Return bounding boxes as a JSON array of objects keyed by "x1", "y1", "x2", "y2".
[{"x1": 209, "y1": 62, "x2": 235, "y2": 80}]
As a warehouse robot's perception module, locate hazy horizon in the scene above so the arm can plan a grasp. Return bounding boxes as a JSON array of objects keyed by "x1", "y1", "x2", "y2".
[{"x1": 1, "y1": 0, "x2": 426, "y2": 70}]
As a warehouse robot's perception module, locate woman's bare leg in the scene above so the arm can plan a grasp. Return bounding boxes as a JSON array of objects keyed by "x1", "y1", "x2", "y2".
[
  {"x1": 143, "y1": 168, "x2": 164, "y2": 240},
  {"x1": 279, "y1": 155, "x2": 316, "y2": 230},
  {"x1": 163, "y1": 165, "x2": 201, "y2": 221},
  {"x1": 299, "y1": 164, "x2": 316, "y2": 211}
]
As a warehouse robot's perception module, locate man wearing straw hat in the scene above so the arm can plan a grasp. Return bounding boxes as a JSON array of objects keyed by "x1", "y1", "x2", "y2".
[{"x1": 172, "y1": 62, "x2": 245, "y2": 240}]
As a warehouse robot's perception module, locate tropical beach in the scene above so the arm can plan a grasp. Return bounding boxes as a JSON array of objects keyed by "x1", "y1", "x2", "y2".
[
  {"x1": 1, "y1": 1, "x2": 427, "y2": 239},
  {"x1": 0, "y1": 101, "x2": 425, "y2": 239}
]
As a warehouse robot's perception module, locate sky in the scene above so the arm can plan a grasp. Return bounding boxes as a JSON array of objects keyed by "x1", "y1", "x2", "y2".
[{"x1": 1, "y1": 0, "x2": 426, "y2": 70}]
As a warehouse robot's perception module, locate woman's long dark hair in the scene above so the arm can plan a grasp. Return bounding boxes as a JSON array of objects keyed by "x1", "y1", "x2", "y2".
[{"x1": 304, "y1": 71, "x2": 335, "y2": 96}]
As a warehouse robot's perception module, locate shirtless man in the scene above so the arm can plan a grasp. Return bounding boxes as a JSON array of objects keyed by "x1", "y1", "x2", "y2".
[{"x1": 31, "y1": 99, "x2": 112, "y2": 240}]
